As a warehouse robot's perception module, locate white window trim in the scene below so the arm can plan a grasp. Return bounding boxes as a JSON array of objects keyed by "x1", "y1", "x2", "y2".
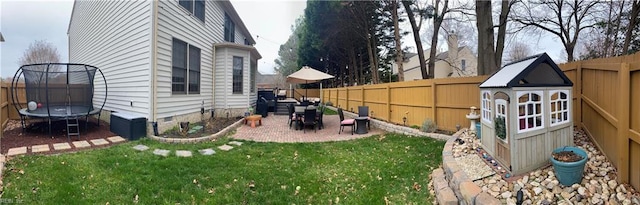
[
  {"x1": 549, "y1": 90, "x2": 571, "y2": 127},
  {"x1": 481, "y1": 91, "x2": 492, "y2": 124},
  {"x1": 516, "y1": 91, "x2": 544, "y2": 133}
]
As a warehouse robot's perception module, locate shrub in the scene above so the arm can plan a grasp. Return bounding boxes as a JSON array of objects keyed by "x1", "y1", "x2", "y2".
[
  {"x1": 410, "y1": 125, "x2": 420, "y2": 129},
  {"x1": 421, "y1": 119, "x2": 437, "y2": 133}
]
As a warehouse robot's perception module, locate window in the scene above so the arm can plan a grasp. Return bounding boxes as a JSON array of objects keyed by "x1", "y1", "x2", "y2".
[
  {"x1": 233, "y1": 56, "x2": 243, "y2": 94},
  {"x1": 178, "y1": 0, "x2": 205, "y2": 22},
  {"x1": 517, "y1": 91, "x2": 543, "y2": 132},
  {"x1": 481, "y1": 91, "x2": 492, "y2": 123},
  {"x1": 224, "y1": 13, "x2": 235, "y2": 42},
  {"x1": 172, "y1": 38, "x2": 200, "y2": 94},
  {"x1": 250, "y1": 61, "x2": 256, "y2": 93},
  {"x1": 461, "y1": 59, "x2": 466, "y2": 71},
  {"x1": 495, "y1": 99, "x2": 508, "y2": 143},
  {"x1": 550, "y1": 90, "x2": 570, "y2": 126}
]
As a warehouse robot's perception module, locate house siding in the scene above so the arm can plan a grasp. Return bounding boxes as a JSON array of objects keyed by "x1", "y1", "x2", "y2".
[
  {"x1": 213, "y1": 47, "x2": 253, "y2": 110},
  {"x1": 155, "y1": 0, "x2": 250, "y2": 119},
  {"x1": 68, "y1": 0, "x2": 152, "y2": 118}
]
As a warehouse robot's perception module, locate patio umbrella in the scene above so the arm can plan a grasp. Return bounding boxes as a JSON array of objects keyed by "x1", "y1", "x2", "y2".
[{"x1": 286, "y1": 66, "x2": 334, "y2": 100}]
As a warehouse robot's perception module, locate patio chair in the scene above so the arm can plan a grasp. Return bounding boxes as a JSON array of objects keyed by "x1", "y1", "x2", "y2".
[
  {"x1": 338, "y1": 108, "x2": 355, "y2": 135},
  {"x1": 287, "y1": 104, "x2": 298, "y2": 129},
  {"x1": 277, "y1": 89, "x2": 287, "y2": 100},
  {"x1": 302, "y1": 109, "x2": 317, "y2": 133},
  {"x1": 358, "y1": 106, "x2": 371, "y2": 130},
  {"x1": 316, "y1": 106, "x2": 325, "y2": 130}
]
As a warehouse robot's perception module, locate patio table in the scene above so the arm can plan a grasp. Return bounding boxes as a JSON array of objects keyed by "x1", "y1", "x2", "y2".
[{"x1": 355, "y1": 117, "x2": 369, "y2": 134}]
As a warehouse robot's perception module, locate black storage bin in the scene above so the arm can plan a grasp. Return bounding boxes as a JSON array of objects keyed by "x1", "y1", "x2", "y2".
[
  {"x1": 256, "y1": 99, "x2": 268, "y2": 117},
  {"x1": 110, "y1": 112, "x2": 147, "y2": 140}
]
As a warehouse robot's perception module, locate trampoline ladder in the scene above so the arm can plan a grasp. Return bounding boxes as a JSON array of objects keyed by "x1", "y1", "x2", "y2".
[{"x1": 66, "y1": 118, "x2": 80, "y2": 140}]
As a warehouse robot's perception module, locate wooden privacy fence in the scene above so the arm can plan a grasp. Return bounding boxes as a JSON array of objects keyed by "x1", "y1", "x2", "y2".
[
  {"x1": 321, "y1": 76, "x2": 487, "y2": 131},
  {"x1": 1, "y1": 82, "x2": 10, "y2": 139},
  {"x1": 559, "y1": 52, "x2": 640, "y2": 189}
]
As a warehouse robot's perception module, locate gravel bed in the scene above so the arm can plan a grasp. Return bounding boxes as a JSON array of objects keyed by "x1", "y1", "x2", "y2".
[
  {"x1": 451, "y1": 129, "x2": 640, "y2": 204},
  {"x1": 454, "y1": 154, "x2": 495, "y2": 181}
]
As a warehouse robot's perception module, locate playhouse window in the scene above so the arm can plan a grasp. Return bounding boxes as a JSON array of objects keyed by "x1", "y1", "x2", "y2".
[
  {"x1": 517, "y1": 91, "x2": 543, "y2": 132},
  {"x1": 481, "y1": 91, "x2": 492, "y2": 123},
  {"x1": 550, "y1": 90, "x2": 569, "y2": 126}
]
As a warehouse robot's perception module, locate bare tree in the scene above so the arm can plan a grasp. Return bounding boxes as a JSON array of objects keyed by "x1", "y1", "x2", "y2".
[
  {"x1": 623, "y1": 0, "x2": 640, "y2": 54},
  {"x1": 476, "y1": 1, "x2": 515, "y2": 75},
  {"x1": 511, "y1": 0, "x2": 601, "y2": 62},
  {"x1": 391, "y1": 0, "x2": 405, "y2": 81},
  {"x1": 18, "y1": 40, "x2": 61, "y2": 66},
  {"x1": 506, "y1": 42, "x2": 532, "y2": 62}
]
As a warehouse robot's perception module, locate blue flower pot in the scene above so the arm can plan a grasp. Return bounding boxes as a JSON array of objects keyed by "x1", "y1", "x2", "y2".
[{"x1": 550, "y1": 146, "x2": 588, "y2": 186}]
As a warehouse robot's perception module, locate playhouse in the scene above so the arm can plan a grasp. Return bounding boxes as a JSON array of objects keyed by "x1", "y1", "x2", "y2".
[{"x1": 478, "y1": 53, "x2": 574, "y2": 175}]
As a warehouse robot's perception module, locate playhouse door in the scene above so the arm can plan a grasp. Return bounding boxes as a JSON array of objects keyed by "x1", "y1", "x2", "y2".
[{"x1": 494, "y1": 99, "x2": 511, "y2": 169}]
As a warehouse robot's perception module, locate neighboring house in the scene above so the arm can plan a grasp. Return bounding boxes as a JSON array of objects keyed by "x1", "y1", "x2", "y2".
[
  {"x1": 68, "y1": 0, "x2": 261, "y2": 133},
  {"x1": 393, "y1": 33, "x2": 477, "y2": 81}
]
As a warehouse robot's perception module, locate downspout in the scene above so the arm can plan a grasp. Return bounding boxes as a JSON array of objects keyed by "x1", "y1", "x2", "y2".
[
  {"x1": 150, "y1": 0, "x2": 159, "y2": 133},
  {"x1": 212, "y1": 44, "x2": 216, "y2": 116}
]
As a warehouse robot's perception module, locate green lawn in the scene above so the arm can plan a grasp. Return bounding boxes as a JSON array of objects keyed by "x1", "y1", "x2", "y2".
[{"x1": 1, "y1": 133, "x2": 444, "y2": 204}]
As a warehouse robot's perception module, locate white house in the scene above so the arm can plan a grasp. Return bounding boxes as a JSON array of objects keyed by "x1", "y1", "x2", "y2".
[
  {"x1": 393, "y1": 33, "x2": 477, "y2": 81},
  {"x1": 68, "y1": 0, "x2": 261, "y2": 133}
]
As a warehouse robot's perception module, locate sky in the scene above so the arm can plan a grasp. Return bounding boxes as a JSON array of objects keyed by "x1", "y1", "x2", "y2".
[{"x1": 0, "y1": 0, "x2": 565, "y2": 78}]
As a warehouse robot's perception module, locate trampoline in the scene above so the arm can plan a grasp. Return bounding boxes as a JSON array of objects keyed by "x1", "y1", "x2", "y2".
[{"x1": 11, "y1": 63, "x2": 107, "y2": 139}]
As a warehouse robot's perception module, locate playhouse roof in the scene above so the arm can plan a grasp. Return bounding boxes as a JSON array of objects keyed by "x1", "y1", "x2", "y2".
[{"x1": 480, "y1": 53, "x2": 573, "y2": 88}]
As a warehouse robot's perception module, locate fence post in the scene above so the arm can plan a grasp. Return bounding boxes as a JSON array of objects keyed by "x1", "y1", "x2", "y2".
[
  {"x1": 576, "y1": 63, "x2": 583, "y2": 130},
  {"x1": 387, "y1": 84, "x2": 391, "y2": 121},
  {"x1": 361, "y1": 86, "x2": 365, "y2": 106},
  {"x1": 346, "y1": 87, "x2": 350, "y2": 112},
  {"x1": 431, "y1": 80, "x2": 437, "y2": 124},
  {"x1": 617, "y1": 63, "x2": 630, "y2": 183}
]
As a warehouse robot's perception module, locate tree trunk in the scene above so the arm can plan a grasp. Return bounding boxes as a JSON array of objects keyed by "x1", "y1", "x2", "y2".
[
  {"x1": 623, "y1": 0, "x2": 640, "y2": 54},
  {"x1": 392, "y1": 0, "x2": 405, "y2": 81},
  {"x1": 402, "y1": 1, "x2": 428, "y2": 79},
  {"x1": 428, "y1": 0, "x2": 448, "y2": 79},
  {"x1": 494, "y1": 0, "x2": 511, "y2": 69},
  {"x1": 476, "y1": 0, "x2": 497, "y2": 75},
  {"x1": 366, "y1": 35, "x2": 376, "y2": 84}
]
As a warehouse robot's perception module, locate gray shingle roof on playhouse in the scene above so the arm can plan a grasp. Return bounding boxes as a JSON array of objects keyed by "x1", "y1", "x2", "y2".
[{"x1": 480, "y1": 53, "x2": 573, "y2": 88}]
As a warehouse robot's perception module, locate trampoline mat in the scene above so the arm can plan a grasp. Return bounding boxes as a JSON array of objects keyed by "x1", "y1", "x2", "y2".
[{"x1": 19, "y1": 105, "x2": 100, "y2": 118}]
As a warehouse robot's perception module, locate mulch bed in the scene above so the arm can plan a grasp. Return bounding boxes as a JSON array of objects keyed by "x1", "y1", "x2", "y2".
[
  {"x1": 2, "y1": 119, "x2": 117, "y2": 155},
  {"x1": 160, "y1": 117, "x2": 242, "y2": 138}
]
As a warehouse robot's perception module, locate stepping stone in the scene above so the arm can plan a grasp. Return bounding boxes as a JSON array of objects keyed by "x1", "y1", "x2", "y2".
[
  {"x1": 218, "y1": 144, "x2": 234, "y2": 151},
  {"x1": 73, "y1": 141, "x2": 91, "y2": 148},
  {"x1": 133, "y1": 145, "x2": 149, "y2": 151},
  {"x1": 52, "y1": 143, "x2": 71, "y2": 151},
  {"x1": 228, "y1": 141, "x2": 243, "y2": 146},
  {"x1": 153, "y1": 149, "x2": 170, "y2": 157},
  {"x1": 176, "y1": 150, "x2": 192, "y2": 157},
  {"x1": 199, "y1": 148, "x2": 216, "y2": 155},
  {"x1": 90, "y1": 139, "x2": 109, "y2": 146},
  {"x1": 107, "y1": 136, "x2": 126, "y2": 143},
  {"x1": 7, "y1": 147, "x2": 27, "y2": 156},
  {"x1": 32, "y1": 144, "x2": 50, "y2": 153}
]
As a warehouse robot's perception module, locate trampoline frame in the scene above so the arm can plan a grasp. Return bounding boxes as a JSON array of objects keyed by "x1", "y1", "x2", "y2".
[{"x1": 10, "y1": 63, "x2": 107, "y2": 138}]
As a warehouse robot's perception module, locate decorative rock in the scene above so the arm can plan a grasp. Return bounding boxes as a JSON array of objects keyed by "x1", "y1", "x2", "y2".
[
  {"x1": 578, "y1": 187, "x2": 587, "y2": 196},
  {"x1": 133, "y1": 145, "x2": 149, "y2": 151},
  {"x1": 530, "y1": 181, "x2": 541, "y2": 187},
  {"x1": 616, "y1": 192, "x2": 626, "y2": 201},
  {"x1": 506, "y1": 198, "x2": 516, "y2": 205},
  {"x1": 501, "y1": 191, "x2": 512, "y2": 199},
  {"x1": 533, "y1": 187, "x2": 543, "y2": 195},
  {"x1": 522, "y1": 175, "x2": 529, "y2": 184},
  {"x1": 607, "y1": 180, "x2": 617, "y2": 190},
  {"x1": 561, "y1": 191, "x2": 571, "y2": 200}
]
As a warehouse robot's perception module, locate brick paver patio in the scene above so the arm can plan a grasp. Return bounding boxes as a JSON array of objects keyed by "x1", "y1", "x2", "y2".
[{"x1": 232, "y1": 113, "x2": 383, "y2": 143}]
